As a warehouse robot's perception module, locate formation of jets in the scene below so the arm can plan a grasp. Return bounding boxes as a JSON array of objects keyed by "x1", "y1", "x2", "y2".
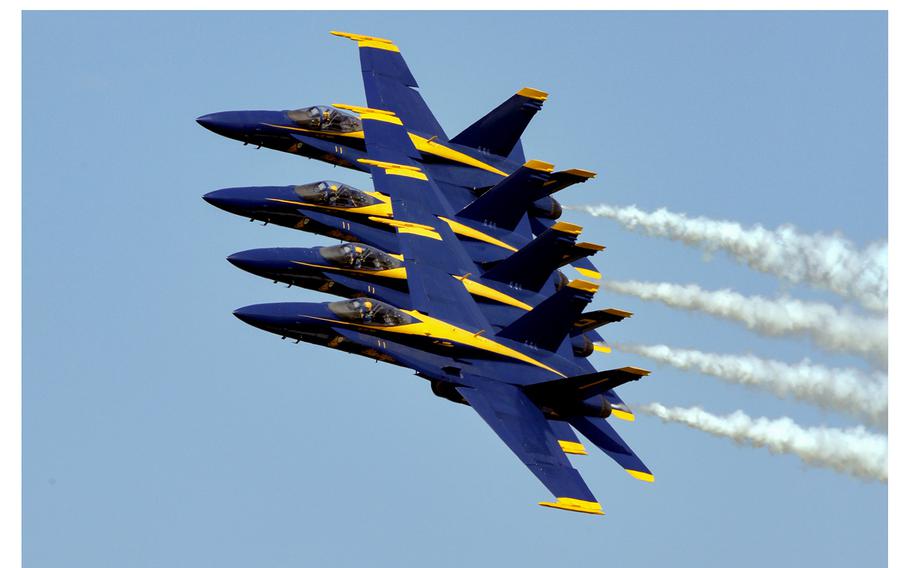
[{"x1": 198, "y1": 31, "x2": 653, "y2": 516}]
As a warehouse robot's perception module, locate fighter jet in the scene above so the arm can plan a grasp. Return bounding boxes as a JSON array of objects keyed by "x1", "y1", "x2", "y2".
[
  {"x1": 202, "y1": 158, "x2": 599, "y2": 269},
  {"x1": 223, "y1": 92, "x2": 653, "y2": 514},
  {"x1": 197, "y1": 31, "x2": 600, "y2": 278}
]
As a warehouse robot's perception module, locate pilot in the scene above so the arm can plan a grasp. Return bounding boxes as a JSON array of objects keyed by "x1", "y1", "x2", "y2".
[
  {"x1": 361, "y1": 300, "x2": 374, "y2": 323},
  {"x1": 326, "y1": 183, "x2": 340, "y2": 205},
  {"x1": 351, "y1": 246, "x2": 365, "y2": 269}
]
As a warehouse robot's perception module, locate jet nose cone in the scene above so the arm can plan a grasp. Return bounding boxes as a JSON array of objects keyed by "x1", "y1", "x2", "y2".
[
  {"x1": 202, "y1": 189, "x2": 239, "y2": 213},
  {"x1": 202, "y1": 187, "x2": 262, "y2": 214},
  {"x1": 233, "y1": 302, "x2": 309, "y2": 334},
  {"x1": 232, "y1": 305, "x2": 266, "y2": 325},
  {"x1": 196, "y1": 110, "x2": 252, "y2": 139},
  {"x1": 196, "y1": 112, "x2": 232, "y2": 134},
  {"x1": 196, "y1": 113, "x2": 216, "y2": 128},
  {"x1": 226, "y1": 248, "x2": 276, "y2": 271}
]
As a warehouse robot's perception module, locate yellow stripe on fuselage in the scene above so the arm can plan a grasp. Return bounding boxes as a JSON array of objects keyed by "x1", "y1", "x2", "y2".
[
  {"x1": 304, "y1": 312, "x2": 564, "y2": 377},
  {"x1": 290, "y1": 261, "x2": 408, "y2": 280},
  {"x1": 262, "y1": 123, "x2": 367, "y2": 140},
  {"x1": 265, "y1": 195, "x2": 392, "y2": 218}
]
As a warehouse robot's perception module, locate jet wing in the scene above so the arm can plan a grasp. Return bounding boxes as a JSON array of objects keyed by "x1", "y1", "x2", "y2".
[
  {"x1": 455, "y1": 380, "x2": 604, "y2": 515},
  {"x1": 331, "y1": 31, "x2": 448, "y2": 142},
  {"x1": 569, "y1": 416, "x2": 654, "y2": 482},
  {"x1": 345, "y1": 104, "x2": 489, "y2": 331}
]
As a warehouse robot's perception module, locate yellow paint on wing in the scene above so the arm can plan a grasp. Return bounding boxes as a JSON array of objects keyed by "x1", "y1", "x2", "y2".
[
  {"x1": 558, "y1": 441, "x2": 588, "y2": 455},
  {"x1": 568, "y1": 279, "x2": 599, "y2": 293},
  {"x1": 550, "y1": 221, "x2": 583, "y2": 235},
  {"x1": 436, "y1": 217, "x2": 518, "y2": 252},
  {"x1": 407, "y1": 133, "x2": 508, "y2": 177},
  {"x1": 454, "y1": 275, "x2": 532, "y2": 311},
  {"x1": 626, "y1": 470, "x2": 654, "y2": 483},
  {"x1": 367, "y1": 216, "x2": 441, "y2": 240},
  {"x1": 358, "y1": 158, "x2": 428, "y2": 180},
  {"x1": 330, "y1": 31, "x2": 400, "y2": 52},
  {"x1": 517, "y1": 87, "x2": 549, "y2": 101},
  {"x1": 524, "y1": 159, "x2": 555, "y2": 172},
  {"x1": 538, "y1": 498, "x2": 604, "y2": 515},
  {"x1": 574, "y1": 266, "x2": 602, "y2": 280},
  {"x1": 612, "y1": 409, "x2": 636, "y2": 422}
]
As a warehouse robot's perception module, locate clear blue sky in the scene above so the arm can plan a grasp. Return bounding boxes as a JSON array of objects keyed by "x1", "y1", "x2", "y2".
[{"x1": 23, "y1": 11, "x2": 886, "y2": 568}]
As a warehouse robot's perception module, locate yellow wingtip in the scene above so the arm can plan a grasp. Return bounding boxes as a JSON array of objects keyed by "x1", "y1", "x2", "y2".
[
  {"x1": 619, "y1": 366, "x2": 651, "y2": 377},
  {"x1": 567, "y1": 279, "x2": 600, "y2": 293},
  {"x1": 517, "y1": 87, "x2": 549, "y2": 101},
  {"x1": 576, "y1": 242, "x2": 606, "y2": 252},
  {"x1": 574, "y1": 267, "x2": 603, "y2": 280},
  {"x1": 523, "y1": 159, "x2": 555, "y2": 172},
  {"x1": 330, "y1": 31, "x2": 399, "y2": 52},
  {"x1": 558, "y1": 440, "x2": 588, "y2": 455},
  {"x1": 605, "y1": 308, "x2": 634, "y2": 318},
  {"x1": 564, "y1": 168, "x2": 597, "y2": 179},
  {"x1": 626, "y1": 470, "x2": 655, "y2": 483},
  {"x1": 539, "y1": 497, "x2": 604, "y2": 515},
  {"x1": 550, "y1": 221, "x2": 584, "y2": 235},
  {"x1": 612, "y1": 409, "x2": 636, "y2": 422}
]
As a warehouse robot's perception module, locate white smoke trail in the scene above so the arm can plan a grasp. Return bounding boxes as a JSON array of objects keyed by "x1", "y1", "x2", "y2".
[
  {"x1": 639, "y1": 403, "x2": 887, "y2": 482},
  {"x1": 619, "y1": 344, "x2": 887, "y2": 429},
  {"x1": 602, "y1": 280, "x2": 888, "y2": 367},
  {"x1": 575, "y1": 204, "x2": 888, "y2": 313}
]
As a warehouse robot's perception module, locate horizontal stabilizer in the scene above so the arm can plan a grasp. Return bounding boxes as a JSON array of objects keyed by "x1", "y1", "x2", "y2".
[
  {"x1": 450, "y1": 87, "x2": 548, "y2": 157},
  {"x1": 456, "y1": 161, "x2": 595, "y2": 232},
  {"x1": 496, "y1": 280, "x2": 598, "y2": 352},
  {"x1": 568, "y1": 416, "x2": 653, "y2": 482},
  {"x1": 484, "y1": 222, "x2": 603, "y2": 292},
  {"x1": 525, "y1": 367, "x2": 650, "y2": 404},
  {"x1": 571, "y1": 308, "x2": 633, "y2": 336}
]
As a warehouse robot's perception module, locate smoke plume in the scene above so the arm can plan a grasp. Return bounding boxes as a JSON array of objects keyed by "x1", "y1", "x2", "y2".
[
  {"x1": 639, "y1": 403, "x2": 887, "y2": 482},
  {"x1": 602, "y1": 280, "x2": 887, "y2": 367},
  {"x1": 576, "y1": 204, "x2": 888, "y2": 313},
  {"x1": 619, "y1": 344, "x2": 887, "y2": 428}
]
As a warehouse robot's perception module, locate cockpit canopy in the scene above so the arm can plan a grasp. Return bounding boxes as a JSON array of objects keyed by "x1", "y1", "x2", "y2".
[
  {"x1": 293, "y1": 181, "x2": 378, "y2": 208},
  {"x1": 328, "y1": 298, "x2": 416, "y2": 327},
  {"x1": 319, "y1": 243, "x2": 403, "y2": 271},
  {"x1": 286, "y1": 105, "x2": 362, "y2": 134}
]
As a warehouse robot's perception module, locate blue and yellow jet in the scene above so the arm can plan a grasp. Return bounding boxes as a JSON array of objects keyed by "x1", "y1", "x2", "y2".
[{"x1": 201, "y1": 33, "x2": 653, "y2": 515}]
